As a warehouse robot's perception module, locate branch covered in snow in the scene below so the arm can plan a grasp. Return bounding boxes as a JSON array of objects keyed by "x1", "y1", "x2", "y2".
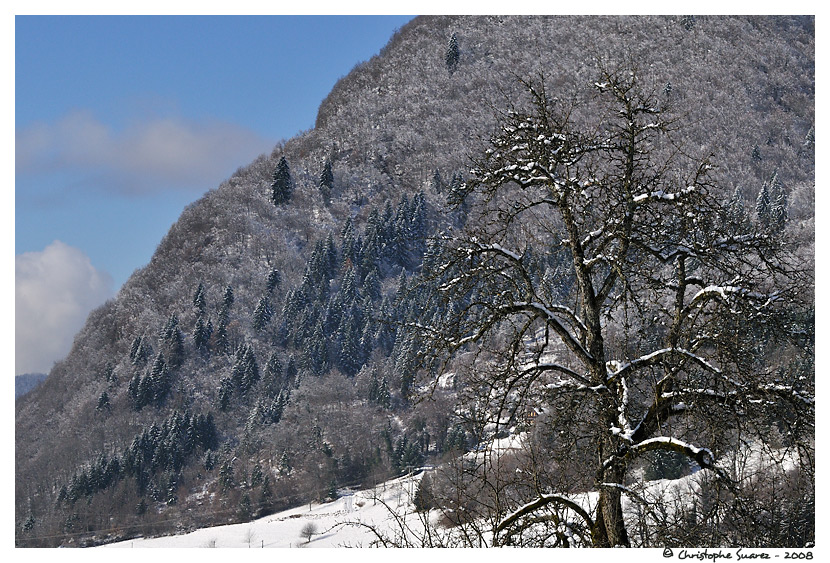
[
  {"x1": 495, "y1": 492, "x2": 596, "y2": 542},
  {"x1": 607, "y1": 347, "x2": 720, "y2": 383}
]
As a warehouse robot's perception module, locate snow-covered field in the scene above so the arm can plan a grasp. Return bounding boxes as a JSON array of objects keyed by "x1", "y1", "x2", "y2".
[
  {"x1": 98, "y1": 438, "x2": 802, "y2": 549},
  {"x1": 100, "y1": 472, "x2": 426, "y2": 548}
]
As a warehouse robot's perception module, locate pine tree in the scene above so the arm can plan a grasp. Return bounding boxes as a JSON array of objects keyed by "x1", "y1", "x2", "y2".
[
  {"x1": 285, "y1": 356, "x2": 298, "y2": 387},
  {"x1": 250, "y1": 463, "x2": 264, "y2": 488},
  {"x1": 219, "y1": 459, "x2": 235, "y2": 491},
  {"x1": 804, "y1": 126, "x2": 815, "y2": 147},
  {"x1": 722, "y1": 186, "x2": 748, "y2": 236},
  {"x1": 337, "y1": 309, "x2": 362, "y2": 376},
  {"x1": 265, "y1": 352, "x2": 284, "y2": 395},
  {"x1": 166, "y1": 322, "x2": 185, "y2": 370},
  {"x1": 413, "y1": 472, "x2": 434, "y2": 512},
  {"x1": 217, "y1": 376, "x2": 233, "y2": 411},
  {"x1": 242, "y1": 345, "x2": 260, "y2": 392},
  {"x1": 769, "y1": 171, "x2": 788, "y2": 233},
  {"x1": 150, "y1": 351, "x2": 171, "y2": 405},
  {"x1": 271, "y1": 156, "x2": 293, "y2": 205},
  {"x1": 194, "y1": 315, "x2": 210, "y2": 350},
  {"x1": 445, "y1": 33, "x2": 460, "y2": 76},
  {"x1": 214, "y1": 319, "x2": 230, "y2": 355},
  {"x1": 363, "y1": 267, "x2": 382, "y2": 302},
  {"x1": 192, "y1": 282, "x2": 206, "y2": 313},
  {"x1": 278, "y1": 451, "x2": 291, "y2": 476},
  {"x1": 253, "y1": 296, "x2": 273, "y2": 332},
  {"x1": 756, "y1": 178, "x2": 771, "y2": 224},
  {"x1": 341, "y1": 217, "x2": 357, "y2": 268},
  {"x1": 222, "y1": 285, "x2": 235, "y2": 317},
  {"x1": 430, "y1": 169, "x2": 443, "y2": 193},
  {"x1": 266, "y1": 268, "x2": 282, "y2": 294},
  {"x1": 377, "y1": 376, "x2": 391, "y2": 409},
  {"x1": 259, "y1": 474, "x2": 274, "y2": 509},
  {"x1": 96, "y1": 391, "x2": 110, "y2": 412},
  {"x1": 319, "y1": 159, "x2": 334, "y2": 204},
  {"x1": 307, "y1": 321, "x2": 330, "y2": 375}
]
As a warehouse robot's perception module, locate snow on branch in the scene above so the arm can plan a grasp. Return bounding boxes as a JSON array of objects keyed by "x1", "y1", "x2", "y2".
[
  {"x1": 630, "y1": 437, "x2": 715, "y2": 470},
  {"x1": 521, "y1": 362, "x2": 594, "y2": 388},
  {"x1": 607, "y1": 347, "x2": 721, "y2": 383},
  {"x1": 632, "y1": 186, "x2": 697, "y2": 205},
  {"x1": 469, "y1": 240, "x2": 523, "y2": 262},
  {"x1": 505, "y1": 301, "x2": 593, "y2": 364},
  {"x1": 496, "y1": 492, "x2": 595, "y2": 540},
  {"x1": 758, "y1": 383, "x2": 815, "y2": 407},
  {"x1": 687, "y1": 284, "x2": 779, "y2": 311}
]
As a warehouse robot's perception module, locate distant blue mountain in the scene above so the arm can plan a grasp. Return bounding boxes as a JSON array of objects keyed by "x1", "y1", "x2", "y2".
[{"x1": 15, "y1": 373, "x2": 47, "y2": 399}]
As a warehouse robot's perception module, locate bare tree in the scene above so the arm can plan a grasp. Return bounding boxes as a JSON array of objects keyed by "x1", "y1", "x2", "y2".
[
  {"x1": 415, "y1": 67, "x2": 813, "y2": 547},
  {"x1": 300, "y1": 521, "x2": 317, "y2": 543}
]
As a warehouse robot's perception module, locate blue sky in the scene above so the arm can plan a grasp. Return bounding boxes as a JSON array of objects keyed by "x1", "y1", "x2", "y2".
[{"x1": 15, "y1": 15, "x2": 415, "y2": 375}]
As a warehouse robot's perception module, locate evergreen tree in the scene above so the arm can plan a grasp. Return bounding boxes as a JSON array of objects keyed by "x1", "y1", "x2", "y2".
[
  {"x1": 341, "y1": 217, "x2": 358, "y2": 268},
  {"x1": 337, "y1": 309, "x2": 362, "y2": 376},
  {"x1": 319, "y1": 159, "x2": 334, "y2": 204},
  {"x1": 96, "y1": 391, "x2": 110, "y2": 412},
  {"x1": 363, "y1": 267, "x2": 382, "y2": 302},
  {"x1": 265, "y1": 352, "x2": 284, "y2": 394},
  {"x1": 756, "y1": 178, "x2": 771, "y2": 224},
  {"x1": 218, "y1": 376, "x2": 233, "y2": 411},
  {"x1": 430, "y1": 168, "x2": 443, "y2": 193},
  {"x1": 285, "y1": 355, "x2": 298, "y2": 387},
  {"x1": 194, "y1": 315, "x2": 210, "y2": 351},
  {"x1": 278, "y1": 451, "x2": 291, "y2": 476},
  {"x1": 150, "y1": 352, "x2": 171, "y2": 405},
  {"x1": 214, "y1": 319, "x2": 230, "y2": 355},
  {"x1": 302, "y1": 321, "x2": 328, "y2": 376},
  {"x1": 253, "y1": 295, "x2": 273, "y2": 332},
  {"x1": 413, "y1": 473, "x2": 434, "y2": 512},
  {"x1": 242, "y1": 345, "x2": 260, "y2": 392},
  {"x1": 130, "y1": 336, "x2": 152, "y2": 367},
  {"x1": 219, "y1": 459, "x2": 235, "y2": 491},
  {"x1": 266, "y1": 268, "x2": 282, "y2": 294},
  {"x1": 324, "y1": 233, "x2": 338, "y2": 275},
  {"x1": 165, "y1": 322, "x2": 185, "y2": 370},
  {"x1": 271, "y1": 156, "x2": 293, "y2": 205},
  {"x1": 160, "y1": 314, "x2": 179, "y2": 342},
  {"x1": 259, "y1": 474, "x2": 274, "y2": 509},
  {"x1": 722, "y1": 186, "x2": 749, "y2": 236},
  {"x1": 192, "y1": 282, "x2": 206, "y2": 313},
  {"x1": 768, "y1": 171, "x2": 788, "y2": 233},
  {"x1": 804, "y1": 126, "x2": 815, "y2": 147},
  {"x1": 250, "y1": 463, "x2": 264, "y2": 488},
  {"x1": 222, "y1": 285, "x2": 235, "y2": 318},
  {"x1": 445, "y1": 33, "x2": 460, "y2": 76}
]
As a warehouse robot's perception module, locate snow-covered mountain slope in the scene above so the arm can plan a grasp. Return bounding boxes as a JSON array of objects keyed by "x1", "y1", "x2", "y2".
[
  {"x1": 101, "y1": 472, "x2": 427, "y2": 548},
  {"x1": 99, "y1": 438, "x2": 804, "y2": 549}
]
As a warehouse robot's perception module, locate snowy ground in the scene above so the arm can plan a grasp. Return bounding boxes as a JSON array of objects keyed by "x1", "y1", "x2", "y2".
[
  {"x1": 98, "y1": 438, "x2": 803, "y2": 549},
  {"x1": 100, "y1": 472, "x2": 427, "y2": 548}
]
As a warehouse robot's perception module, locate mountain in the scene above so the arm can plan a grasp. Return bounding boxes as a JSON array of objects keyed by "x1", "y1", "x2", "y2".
[
  {"x1": 15, "y1": 15, "x2": 814, "y2": 547},
  {"x1": 15, "y1": 373, "x2": 47, "y2": 399}
]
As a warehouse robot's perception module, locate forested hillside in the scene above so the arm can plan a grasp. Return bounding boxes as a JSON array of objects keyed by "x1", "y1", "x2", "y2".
[{"x1": 16, "y1": 15, "x2": 814, "y2": 548}]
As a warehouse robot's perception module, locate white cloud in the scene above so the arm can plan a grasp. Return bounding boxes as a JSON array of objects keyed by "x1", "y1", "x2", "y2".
[
  {"x1": 15, "y1": 241, "x2": 114, "y2": 375},
  {"x1": 16, "y1": 110, "x2": 274, "y2": 195}
]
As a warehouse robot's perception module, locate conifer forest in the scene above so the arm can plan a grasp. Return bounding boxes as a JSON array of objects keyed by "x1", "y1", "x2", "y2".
[{"x1": 16, "y1": 15, "x2": 814, "y2": 548}]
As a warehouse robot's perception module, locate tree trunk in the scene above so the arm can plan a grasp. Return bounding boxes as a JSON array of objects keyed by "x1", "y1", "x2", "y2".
[
  {"x1": 594, "y1": 402, "x2": 630, "y2": 547},
  {"x1": 595, "y1": 475, "x2": 630, "y2": 547}
]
